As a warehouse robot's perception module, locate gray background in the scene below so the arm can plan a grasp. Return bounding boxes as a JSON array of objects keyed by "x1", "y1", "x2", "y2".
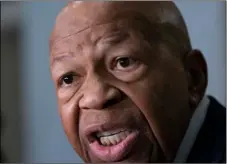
[{"x1": 1, "y1": 1, "x2": 226, "y2": 163}]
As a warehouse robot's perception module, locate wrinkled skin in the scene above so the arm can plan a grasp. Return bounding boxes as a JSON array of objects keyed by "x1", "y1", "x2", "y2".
[{"x1": 50, "y1": 1, "x2": 207, "y2": 163}]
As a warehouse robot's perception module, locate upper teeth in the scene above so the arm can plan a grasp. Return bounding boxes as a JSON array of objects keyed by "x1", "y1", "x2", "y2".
[
  {"x1": 96, "y1": 129, "x2": 127, "y2": 137},
  {"x1": 98, "y1": 130, "x2": 131, "y2": 146}
]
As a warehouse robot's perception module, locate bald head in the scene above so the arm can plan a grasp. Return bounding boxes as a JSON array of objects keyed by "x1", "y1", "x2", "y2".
[{"x1": 50, "y1": 1, "x2": 191, "y2": 57}]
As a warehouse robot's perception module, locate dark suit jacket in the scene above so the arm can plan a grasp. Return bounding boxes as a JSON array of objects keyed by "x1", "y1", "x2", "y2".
[{"x1": 186, "y1": 96, "x2": 226, "y2": 163}]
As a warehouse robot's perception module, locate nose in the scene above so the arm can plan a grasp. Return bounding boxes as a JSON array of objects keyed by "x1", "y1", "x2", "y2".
[{"x1": 79, "y1": 74, "x2": 123, "y2": 110}]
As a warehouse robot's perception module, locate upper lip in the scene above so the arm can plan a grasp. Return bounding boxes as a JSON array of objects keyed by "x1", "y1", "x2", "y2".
[{"x1": 84, "y1": 123, "x2": 129, "y2": 143}]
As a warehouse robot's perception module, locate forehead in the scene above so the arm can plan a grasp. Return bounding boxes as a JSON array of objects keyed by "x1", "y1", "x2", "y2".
[
  {"x1": 51, "y1": 22, "x2": 130, "y2": 56},
  {"x1": 50, "y1": 2, "x2": 164, "y2": 47},
  {"x1": 50, "y1": 15, "x2": 160, "y2": 57}
]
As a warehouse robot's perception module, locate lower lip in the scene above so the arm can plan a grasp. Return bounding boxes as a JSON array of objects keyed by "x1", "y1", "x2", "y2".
[{"x1": 88, "y1": 130, "x2": 139, "y2": 162}]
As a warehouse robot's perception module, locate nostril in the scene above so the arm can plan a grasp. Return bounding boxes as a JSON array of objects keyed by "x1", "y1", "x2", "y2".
[
  {"x1": 103, "y1": 92, "x2": 125, "y2": 109},
  {"x1": 103, "y1": 98, "x2": 118, "y2": 109}
]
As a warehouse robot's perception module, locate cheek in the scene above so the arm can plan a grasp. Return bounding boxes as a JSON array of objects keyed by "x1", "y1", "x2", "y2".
[
  {"x1": 123, "y1": 58, "x2": 189, "y2": 122},
  {"x1": 57, "y1": 86, "x2": 79, "y2": 102},
  {"x1": 121, "y1": 63, "x2": 189, "y2": 155},
  {"x1": 58, "y1": 97, "x2": 83, "y2": 158}
]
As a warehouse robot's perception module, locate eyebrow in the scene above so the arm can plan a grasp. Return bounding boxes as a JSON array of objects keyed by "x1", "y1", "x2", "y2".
[
  {"x1": 101, "y1": 31, "x2": 129, "y2": 45},
  {"x1": 51, "y1": 52, "x2": 74, "y2": 67}
]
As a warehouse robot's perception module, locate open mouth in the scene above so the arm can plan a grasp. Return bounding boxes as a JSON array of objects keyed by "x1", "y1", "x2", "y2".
[{"x1": 86, "y1": 127, "x2": 139, "y2": 162}]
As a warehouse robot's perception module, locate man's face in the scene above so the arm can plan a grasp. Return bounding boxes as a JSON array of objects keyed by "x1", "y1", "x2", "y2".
[{"x1": 50, "y1": 14, "x2": 191, "y2": 162}]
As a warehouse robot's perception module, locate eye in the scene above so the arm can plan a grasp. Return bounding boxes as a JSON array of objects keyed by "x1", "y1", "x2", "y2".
[
  {"x1": 59, "y1": 72, "x2": 77, "y2": 87},
  {"x1": 114, "y1": 57, "x2": 139, "y2": 71}
]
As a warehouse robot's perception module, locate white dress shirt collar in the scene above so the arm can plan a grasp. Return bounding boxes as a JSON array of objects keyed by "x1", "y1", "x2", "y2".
[{"x1": 174, "y1": 95, "x2": 210, "y2": 163}]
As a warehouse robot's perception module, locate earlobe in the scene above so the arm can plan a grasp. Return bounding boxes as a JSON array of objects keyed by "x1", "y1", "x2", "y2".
[{"x1": 184, "y1": 49, "x2": 208, "y2": 107}]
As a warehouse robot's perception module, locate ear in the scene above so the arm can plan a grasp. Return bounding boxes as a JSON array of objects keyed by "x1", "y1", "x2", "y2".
[{"x1": 184, "y1": 49, "x2": 208, "y2": 107}]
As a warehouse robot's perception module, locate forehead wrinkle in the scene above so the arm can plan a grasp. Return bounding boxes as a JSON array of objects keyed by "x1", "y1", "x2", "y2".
[
  {"x1": 51, "y1": 26, "x2": 90, "y2": 49},
  {"x1": 51, "y1": 21, "x2": 118, "y2": 50},
  {"x1": 50, "y1": 22, "x2": 123, "y2": 62}
]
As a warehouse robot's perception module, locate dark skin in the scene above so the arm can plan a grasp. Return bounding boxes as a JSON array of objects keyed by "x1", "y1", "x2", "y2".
[{"x1": 50, "y1": 1, "x2": 207, "y2": 163}]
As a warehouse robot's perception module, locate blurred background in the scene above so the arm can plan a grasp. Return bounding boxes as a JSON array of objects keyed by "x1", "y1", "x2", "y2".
[{"x1": 1, "y1": 1, "x2": 226, "y2": 163}]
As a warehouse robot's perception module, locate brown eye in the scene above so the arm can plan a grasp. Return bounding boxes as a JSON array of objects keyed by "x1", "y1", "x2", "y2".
[
  {"x1": 59, "y1": 73, "x2": 77, "y2": 87},
  {"x1": 115, "y1": 57, "x2": 138, "y2": 71},
  {"x1": 118, "y1": 57, "x2": 131, "y2": 67},
  {"x1": 63, "y1": 75, "x2": 74, "y2": 84}
]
